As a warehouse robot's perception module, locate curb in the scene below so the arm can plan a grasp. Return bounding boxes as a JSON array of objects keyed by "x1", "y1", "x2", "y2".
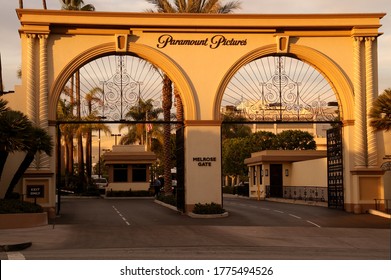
[
  {"x1": 0, "y1": 242, "x2": 32, "y2": 252},
  {"x1": 154, "y1": 199, "x2": 180, "y2": 212},
  {"x1": 187, "y1": 212, "x2": 229, "y2": 219},
  {"x1": 368, "y1": 209, "x2": 391, "y2": 219}
]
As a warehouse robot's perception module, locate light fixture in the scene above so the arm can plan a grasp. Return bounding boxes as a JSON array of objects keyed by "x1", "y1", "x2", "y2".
[
  {"x1": 265, "y1": 169, "x2": 269, "y2": 177},
  {"x1": 285, "y1": 169, "x2": 289, "y2": 176}
]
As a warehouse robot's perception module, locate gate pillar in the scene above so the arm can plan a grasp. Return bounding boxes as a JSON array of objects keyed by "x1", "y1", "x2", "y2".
[
  {"x1": 348, "y1": 35, "x2": 385, "y2": 213},
  {"x1": 184, "y1": 121, "x2": 222, "y2": 212}
]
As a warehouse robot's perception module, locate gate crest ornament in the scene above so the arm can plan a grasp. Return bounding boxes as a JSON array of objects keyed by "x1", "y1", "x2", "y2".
[{"x1": 223, "y1": 56, "x2": 339, "y2": 122}]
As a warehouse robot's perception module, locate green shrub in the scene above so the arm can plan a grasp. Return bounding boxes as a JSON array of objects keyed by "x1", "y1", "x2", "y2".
[
  {"x1": 236, "y1": 184, "x2": 249, "y2": 197},
  {"x1": 193, "y1": 202, "x2": 225, "y2": 214},
  {"x1": 0, "y1": 199, "x2": 43, "y2": 214},
  {"x1": 222, "y1": 186, "x2": 235, "y2": 194},
  {"x1": 156, "y1": 194, "x2": 176, "y2": 206}
]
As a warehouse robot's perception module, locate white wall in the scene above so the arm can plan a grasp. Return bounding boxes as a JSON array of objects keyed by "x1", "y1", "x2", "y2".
[{"x1": 291, "y1": 158, "x2": 327, "y2": 187}]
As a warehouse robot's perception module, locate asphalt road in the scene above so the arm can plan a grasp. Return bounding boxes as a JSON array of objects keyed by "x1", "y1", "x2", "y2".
[{"x1": 0, "y1": 196, "x2": 390, "y2": 260}]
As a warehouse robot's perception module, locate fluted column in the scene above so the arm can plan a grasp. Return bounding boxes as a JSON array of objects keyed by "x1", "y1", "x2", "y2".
[
  {"x1": 26, "y1": 34, "x2": 37, "y2": 125},
  {"x1": 26, "y1": 34, "x2": 38, "y2": 169},
  {"x1": 39, "y1": 34, "x2": 50, "y2": 169},
  {"x1": 353, "y1": 36, "x2": 367, "y2": 167},
  {"x1": 365, "y1": 37, "x2": 378, "y2": 167}
]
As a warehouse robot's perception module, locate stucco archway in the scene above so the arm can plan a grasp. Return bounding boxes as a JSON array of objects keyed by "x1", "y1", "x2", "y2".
[
  {"x1": 214, "y1": 44, "x2": 354, "y2": 122},
  {"x1": 7, "y1": 10, "x2": 386, "y2": 213},
  {"x1": 49, "y1": 42, "x2": 197, "y2": 121}
]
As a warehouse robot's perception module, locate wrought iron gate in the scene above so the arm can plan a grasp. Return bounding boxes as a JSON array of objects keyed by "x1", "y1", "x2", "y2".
[
  {"x1": 327, "y1": 126, "x2": 344, "y2": 209},
  {"x1": 176, "y1": 125, "x2": 185, "y2": 212}
]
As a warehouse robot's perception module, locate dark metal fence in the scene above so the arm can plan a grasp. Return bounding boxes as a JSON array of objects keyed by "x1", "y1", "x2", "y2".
[
  {"x1": 266, "y1": 185, "x2": 327, "y2": 202},
  {"x1": 374, "y1": 199, "x2": 391, "y2": 214}
]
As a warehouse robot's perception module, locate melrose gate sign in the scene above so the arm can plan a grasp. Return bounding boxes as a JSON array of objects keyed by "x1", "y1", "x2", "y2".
[{"x1": 6, "y1": 10, "x2": 387, "y2": 214}]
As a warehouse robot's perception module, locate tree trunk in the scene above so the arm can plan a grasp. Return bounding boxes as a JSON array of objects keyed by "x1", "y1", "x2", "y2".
[
  {"x1": 174, "y1": 85, "x2": 184, "y2": 129},
  {"x1": 5, "y1": 153, "x2": 34, "y2": 199},
  {"x1": 0, "y1": 151, "x2": 9, "y2": 182},
  {"x1": 77, "y1": 132, "x2": 84, "y2": 189},
  {"x1": 162, "y1": 74, "x2": 172, "y2": 195},
  {"x1": 66, "y1": 135, "x2": 74, "y2": 175},
  {"x1": 75, "y1": 71, "x2": 85, "y2": 190},
  {"x1": 42, "y1": 0, "x2": 47, "y2": 9},
  {"x1": 86, "y1": 129, "x2": 92, "y2": 184}
]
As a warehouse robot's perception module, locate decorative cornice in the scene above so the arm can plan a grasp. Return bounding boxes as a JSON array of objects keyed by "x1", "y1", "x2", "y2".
[
  {"x1": 185, "y1": 120, "x2": 222, "y2": 127},
  {"x1": 17, "y1": 9, "x2": 384, "y2": 35},
  {"x1": 350, "y1": 168, "x2": 385, "y2": 175},
  {"x1": 342, "y1": 120, "x2": 355, "y2": 126}
]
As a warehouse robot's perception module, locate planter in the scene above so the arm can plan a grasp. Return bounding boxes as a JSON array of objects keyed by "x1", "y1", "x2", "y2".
[
  {"x1": 0, "y1": 212, "x2": 48, "y2": 229},
  {"x1": 187, "y1": 212, "x2": 229, "y2": 219}
]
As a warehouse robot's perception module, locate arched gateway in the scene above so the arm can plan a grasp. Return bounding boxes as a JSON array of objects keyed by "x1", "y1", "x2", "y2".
[{"x1": 5, "y1": 9, "x2": 386, "y2": 213}]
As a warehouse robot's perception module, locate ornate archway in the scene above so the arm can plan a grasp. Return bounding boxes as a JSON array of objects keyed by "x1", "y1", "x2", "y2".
[{"x1": 6, "y1": 10, "x2": 385, "y2": 213}]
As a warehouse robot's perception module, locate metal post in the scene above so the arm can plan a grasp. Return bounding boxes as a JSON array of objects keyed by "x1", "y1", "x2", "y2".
[
  {"x1": 56, "y1": 124, "x2": 61, "y2": 215},
  {"x1": 98, "y1": 128, "x2": 101, "y2": 177}
]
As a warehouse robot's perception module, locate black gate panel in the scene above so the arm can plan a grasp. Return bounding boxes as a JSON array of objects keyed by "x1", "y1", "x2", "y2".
[
  {"x1": 176, "y1": 125, "x2": 185, "y2": 212},
  {"x1": 327, "y1": 126, "x2": 344, "y2": 210}
]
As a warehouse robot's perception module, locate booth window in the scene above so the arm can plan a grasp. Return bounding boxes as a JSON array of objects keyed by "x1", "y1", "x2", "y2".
[
  {"x1": 133, "y1": 164, "x2": 147, "y2": 182},
  {"x1": 253, "y1": 166, "x2": 257, "y2": 185},
  {"x1": 259, "y1": 165, "x2": 263, "y2": 185},
  {"x1": 113, "y1": 164, "x2": 128, "y2": 182}
]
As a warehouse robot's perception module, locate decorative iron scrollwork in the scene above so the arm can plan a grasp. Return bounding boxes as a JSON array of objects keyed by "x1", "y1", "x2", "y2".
[{"x1": 223, "y1": 56, "x2": 339, "y2": 122}]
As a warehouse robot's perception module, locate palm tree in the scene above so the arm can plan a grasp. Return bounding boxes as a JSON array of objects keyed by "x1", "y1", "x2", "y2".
[
  {"x1": 119, "y1": 98, "x2": 163, "y2": 149},
  {"x1": 57, "y1": 98, "x2": 77, "y2": 177},
  {"x1": 84, "y1": 87, "x2": 103, "y2": 180},
  {"x1": 369, "y1": 88, "x2": 391, "y2": 132},
  {"x1": 146, "y1": 0, "x2": 241, "y2": 13},
  {"x1": 5, "y1": 126, "x2": 53, "y2": 199},
  {"x1": 0, "y1": 106, "x2": 32, "y2": 182},
  {"x1": 42, "y1": 0, "x2": 47, "y2": 9},
  {"x1": 146, "y1": 0, "x2": 241, "y2": 195},
  {"x1": 59, "y1": 2, "x2": 95, "y2": 186},
  {"x1": 0, "y1": 98, "x2": 8, "y2": 114},
  {"x1": 61, "y1": 0, "x2": 95, "y2": 11}
]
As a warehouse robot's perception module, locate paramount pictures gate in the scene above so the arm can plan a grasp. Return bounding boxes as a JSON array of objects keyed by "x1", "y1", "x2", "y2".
[
  {"x1": 327, "y1": 127, "x2": 344, "y2": 210},
  {"x1": 8, "y1": 9, "x2": 386, "y2": 213}
]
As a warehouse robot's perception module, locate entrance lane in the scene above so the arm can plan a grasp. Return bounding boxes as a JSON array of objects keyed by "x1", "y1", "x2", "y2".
[
  {"x1": 223, "y1": 198, "x2": 322, "y2": 228},
  {"x1": 223, "y1": 197, "x2": 390, "y2": 229},
  {"x1": 1, "y1": 196, "x2": 389, "y2": 260}
]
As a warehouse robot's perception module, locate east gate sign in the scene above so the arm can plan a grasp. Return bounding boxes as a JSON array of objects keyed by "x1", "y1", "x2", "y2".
[{"x1": 2, "y1": 9, "x2": 388, "y2": 213}]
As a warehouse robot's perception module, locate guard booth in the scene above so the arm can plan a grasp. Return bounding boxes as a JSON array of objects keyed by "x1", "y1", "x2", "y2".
[
  {"x1": 103, "y1": 145, "x2": 157, "y2": 193},
  {"x1": 245, "y1": 150, "x2": 328, "y2": 202}
]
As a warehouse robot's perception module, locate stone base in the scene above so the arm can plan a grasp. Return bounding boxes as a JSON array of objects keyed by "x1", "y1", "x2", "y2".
[{"x1": 0, "y1": 212, "x2": 48, "y2": 229}]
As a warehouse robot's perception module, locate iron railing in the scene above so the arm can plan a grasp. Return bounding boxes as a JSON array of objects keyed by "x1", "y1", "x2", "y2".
[
  {"x1": 266, "y1": 185, "x2": 327, "y2": 202},
  {"x1": 374, "y1": 199, "x2": 391, "y2": 214}
]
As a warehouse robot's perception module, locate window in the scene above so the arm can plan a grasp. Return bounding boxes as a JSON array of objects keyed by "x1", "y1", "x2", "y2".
[
  {"x1": 253, "y1": 166, "x2": 257, "y2": 185},
  {"x1": 259, "y1": 165, "x2": 263, "y2": 185},
  {"x1": 113, "y1": 164, "x2": 128, "y2": 182},
  {"x1": 133, "y1": 164, "x2": 147, "y2": 182}
]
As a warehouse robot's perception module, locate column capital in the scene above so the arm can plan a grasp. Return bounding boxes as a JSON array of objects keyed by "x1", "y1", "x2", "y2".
[
  {"x1": 38, "y1": 34, "x2": 49, "y2": 40},
  {"x1": 365, "y1": 36, "x2": 376, "y2": 42},
  {"x1": 353, "y1": 36, "x2": 364, "y2": 42},
  {"x1": 26, "y1": 33, "x2": 37, "y2": 39}
]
